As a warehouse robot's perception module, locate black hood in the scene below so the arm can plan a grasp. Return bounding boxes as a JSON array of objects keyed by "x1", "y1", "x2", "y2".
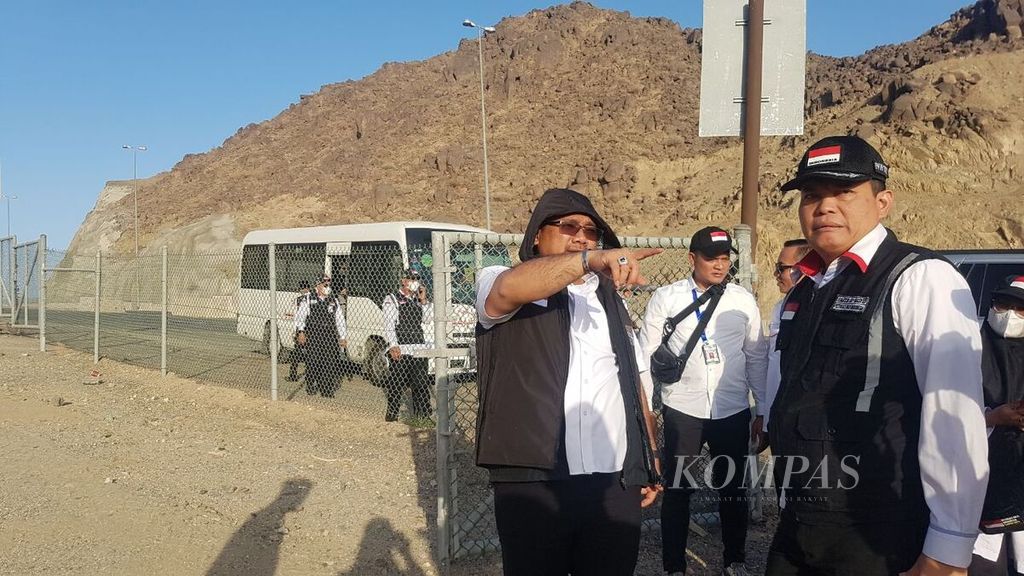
[{"x1": 519, "y1": 188, "x2": 621, "y2": 262}]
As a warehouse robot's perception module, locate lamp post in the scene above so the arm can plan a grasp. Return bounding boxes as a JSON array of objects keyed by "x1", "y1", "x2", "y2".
[
  {"x1": 0, "y1": 162, "x2": 14, "y2": 238},
  {"x1": 462, "y1": 19, "x2": 496, "y2": 231},
  {"x1": 122, "y1": 144, "x2": 147, "y2": 309}
]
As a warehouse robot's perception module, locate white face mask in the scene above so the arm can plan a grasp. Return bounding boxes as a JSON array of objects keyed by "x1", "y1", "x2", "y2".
[
  {"x1": 407, "y1": 280, "x2": 420, "y2": 293},
  {"x1": 321, "y1": 286, "x2": 331, "y2": 296},
  {"x1": 988, "y1": 307, "x2": 1024, "y2": 339}
]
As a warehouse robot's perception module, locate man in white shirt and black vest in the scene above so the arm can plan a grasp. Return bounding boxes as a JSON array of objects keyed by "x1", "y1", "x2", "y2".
[
  {"x1": 766, "y1": 135, "x2": 989, "y2": 576},
  {"x1": 381, "y1": 268, "x2": 431, "y2": 422},
  {"x1": 474, "y1": 188, "x2": 663, "y2": 576},
  {"x1": 294, "y1": 274, "x2": 347, "y2": 398},
  {"x1": 763, "y1": 239, "x2": 811, "y2": 437},
  {"x1": 639, "y1": 226, "x2": 768, "y2": 576}
]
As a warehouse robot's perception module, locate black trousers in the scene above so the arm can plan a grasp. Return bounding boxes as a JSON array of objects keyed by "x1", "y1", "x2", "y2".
[
  {"x1": 493, "y1": 473, "x2": 641, "y2": 576},
  {"x1": 765, "y1": 510, "x2": 928, "y2": 575},
  {"x1": 384, "y1": 355, "x2": 431, "y2": 419},
  {"x1": 288, "y1": 339, "x2": 305, "y2": 379},
  {"x1": 661, "y1": 406, "x2": 751, "y2": 573}
]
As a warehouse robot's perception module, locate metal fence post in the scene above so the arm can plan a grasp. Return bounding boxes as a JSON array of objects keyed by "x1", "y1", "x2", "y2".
[
  {"x1": 161, "y1": 245, "x2": 167, "y2": 376},
  {"x1": 432, "y1": 231, "x2": 452, "y2": 567},
  {"x1": 268, "y1": 242, "x2": 278, "y2": 401},
  {"x1": 733, "y1": 224, "x2": 754, "y2": 293},
  {"x1": 94, "y1": 251, "x2": 101, "y2": 363},
  {"x1": 38, "y1": 234, "x2": 46, "y2": 351}
]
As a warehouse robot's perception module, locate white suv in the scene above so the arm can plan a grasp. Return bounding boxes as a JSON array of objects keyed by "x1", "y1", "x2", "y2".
[{"x1": 942, "y1": 250, "x2": 1024, "y2": 318}]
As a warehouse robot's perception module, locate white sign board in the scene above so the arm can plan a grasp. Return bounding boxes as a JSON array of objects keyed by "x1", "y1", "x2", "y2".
[{"x1": 699, "y1": 0, "x2": 806, "y2": 137}]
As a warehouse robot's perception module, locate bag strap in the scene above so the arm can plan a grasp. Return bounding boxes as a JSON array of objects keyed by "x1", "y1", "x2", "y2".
[
  {"x1": 660, "y1": 283, "x2": 723, "y2": 346},
  {"x1": 676, "y1": 285, "x2": 724, "y2": 364}
]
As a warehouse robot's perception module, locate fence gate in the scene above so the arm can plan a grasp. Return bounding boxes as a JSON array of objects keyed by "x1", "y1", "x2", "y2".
[
  {"x1": 0, "y1": 235, "x2": 14, "y2": 320},
  {"x1": 12, "y1": 236, "x2": 44, "y2": 331},
  {"x1": 430, "y1": 227, "x2": 758, "y2": 565}
]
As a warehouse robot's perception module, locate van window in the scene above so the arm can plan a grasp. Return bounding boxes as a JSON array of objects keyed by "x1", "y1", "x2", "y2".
[
  {"x1": 349, "y1": 241, "x2": 402, "y2": 305},
  {"x1": 241, "y1": 245, "x2": 269, "y2": 290},
  {"x1": 278, "y1": 243, "x2": 326, "y2": 292}
]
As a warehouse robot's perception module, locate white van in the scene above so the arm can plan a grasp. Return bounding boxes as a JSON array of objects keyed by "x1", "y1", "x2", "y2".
[{"x1": 236, "y1": 221, "x2": 504, "y2": 382}]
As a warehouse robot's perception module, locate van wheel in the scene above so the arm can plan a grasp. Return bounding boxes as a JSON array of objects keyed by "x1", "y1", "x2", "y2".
[{"x1": 364, "y1": 338, "x2": 389, "y2": 387}]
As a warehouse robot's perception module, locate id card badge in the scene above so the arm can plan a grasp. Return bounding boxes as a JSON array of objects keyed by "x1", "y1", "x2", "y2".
[{"x1": 701, "y1": 341, "x2": 722, "y2": 365}]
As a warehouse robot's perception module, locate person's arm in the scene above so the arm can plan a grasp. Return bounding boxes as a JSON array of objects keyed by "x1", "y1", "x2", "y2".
[
  {"x1": 638, "y1": 287, "x2": 669, "y2": 363},
  {"x1": 382, "y1": 294, "x2": 399, "y2": 353},
  {"x1": 484, "y1": 247, "x2": 663, "y2": 318},
  {"x1": 893, "y1": 259, "x2": 988, "y2": 573},
  {"x1": 294, "y1": 297, "x2": 310, "y2": 345},
  {"x1": 334, "y1": 298, "x2": 347, "y2": 345},
  {"x1": 742, "y1": 292, "x2": 769, "y2": 416}
]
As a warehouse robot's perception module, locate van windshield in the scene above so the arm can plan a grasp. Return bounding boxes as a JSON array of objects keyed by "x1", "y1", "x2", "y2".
[{"x1": 404, "y1": 228, "x2": 511, "y2": 306}]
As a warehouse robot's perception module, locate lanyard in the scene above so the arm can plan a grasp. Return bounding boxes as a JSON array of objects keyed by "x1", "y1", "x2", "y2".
[{"x1": 691, "y1": 288, "x2": 708, "y2": 342}]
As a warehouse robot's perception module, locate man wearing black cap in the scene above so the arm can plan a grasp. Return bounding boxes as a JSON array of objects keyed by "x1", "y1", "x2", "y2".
[
  {"x1": 381, "y1": 268, "x2": 431, "y2": 422},
  {"x1": 295, "y1": 274, "x2": 347, "y2": 398},
  {"x1": 971, "y1": 275, "x2": 1024, "y2": 575},
  {"x1": 766, "y1": 135, "x2": 988, "y2": 576},
  {"x1": 474, "y1": 188, "x2": 663, "y2": 575},
  {"x1": 638, "y1": 226, "x2": 768, "y2": 576}
]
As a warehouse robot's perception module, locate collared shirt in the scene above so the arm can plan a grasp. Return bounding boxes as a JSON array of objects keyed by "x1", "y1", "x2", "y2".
[
  {"x1": 639, "y1": 277, "x2": 768, "y2": 420},
  {"x1": 294, "y1": 293, "x2": 346, "y2": 338},
  {"x1": 476, "y1": 265, "x2": 650, "y2": 475},
  {"x1": 382, "y1": 292, "x2": 434, "y2": 355},
  {"x1": 783, "y1": 223, "x2": 988, "y2": 569},
  {"x1": 763, "y1": 297, "x2": 785, "y2": 433}
]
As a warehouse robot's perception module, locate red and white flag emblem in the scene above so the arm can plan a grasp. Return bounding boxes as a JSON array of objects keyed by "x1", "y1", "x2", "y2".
[
  {"x1": 710, "y1": 231, "x2": 729, "y2": 242},
  {"x1": 1011, "y1": 276, "x2": 1024, "y2": 290},
  {"x1": 806, "y1": 145, "x2": 842, "y2": 167},
  {"x1": 782, "y1": 301, "x2": 799, "y2": 321}
]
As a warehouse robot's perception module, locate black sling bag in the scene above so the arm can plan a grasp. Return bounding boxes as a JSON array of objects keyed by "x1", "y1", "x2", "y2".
[{"x1": 649, "y1": 283, "x2": 725, "y2": 384}]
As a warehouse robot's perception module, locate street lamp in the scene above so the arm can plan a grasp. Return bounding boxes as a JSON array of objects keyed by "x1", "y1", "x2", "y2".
[
  {"x1": 122, "y1": 144, "x2": 147, "y2": 309},
  {"x1": 462, "y1": 19, "x2": 496, "y2": 231}
]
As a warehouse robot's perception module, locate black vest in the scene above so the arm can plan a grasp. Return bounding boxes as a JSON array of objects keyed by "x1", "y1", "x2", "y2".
[
  {"x1": 392, "y1": 292, "x2": 425, "y2": 345},
  {"x1": 769, "y1": 232, "x2": 940, "y2": 523},
  {"x1": 307, "y1": 294, "x2": 341, "y2": 337},
  {"x1": 475, "y1": 277, "x2": 656, "y2": 486}
]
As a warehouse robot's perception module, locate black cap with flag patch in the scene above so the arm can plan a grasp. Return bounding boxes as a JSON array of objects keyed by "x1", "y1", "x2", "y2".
[{"x1": 781, "y1": 135, "x2": 890, "y2": 192}]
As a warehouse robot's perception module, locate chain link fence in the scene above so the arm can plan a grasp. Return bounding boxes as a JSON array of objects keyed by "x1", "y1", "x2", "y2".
[
  {"x1": 430, "y1": 228, "x2": 760, "y2": 563},
  {"x1": 38, "y1": 224, "x2": 763, "y2": 568},
  {"x1": 12, "y1": 236, "x2": 42, "y2": 330},
  {"x1": 1, "y1": 235, "x2": 14, "y2": 320}
]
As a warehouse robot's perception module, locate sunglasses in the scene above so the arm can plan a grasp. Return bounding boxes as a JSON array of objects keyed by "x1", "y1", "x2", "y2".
[
  {"x1": 774, "y1": 263, "x2": 794, "y2": 276},
  {"x1": 545, "y1": 219, "x2": 602, "y2": 242}
]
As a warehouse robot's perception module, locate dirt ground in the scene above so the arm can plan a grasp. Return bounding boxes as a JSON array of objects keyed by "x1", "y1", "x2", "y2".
[{"x1": 0, "y1": 332, "x2": 777, "y2": 575}]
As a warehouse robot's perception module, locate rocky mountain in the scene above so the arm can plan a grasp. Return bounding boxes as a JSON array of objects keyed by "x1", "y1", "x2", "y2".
[{"x1": 68, "y1": 0, "x2": 1024, "y2": 301}]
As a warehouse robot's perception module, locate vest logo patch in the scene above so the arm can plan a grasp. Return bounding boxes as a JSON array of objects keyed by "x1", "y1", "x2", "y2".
[
  {"x1": 781, "y1": 301, "x2": 799, "y2": 321},
  {"x1": 831, "y1": 295, "x2": 869, "y2": 313}
]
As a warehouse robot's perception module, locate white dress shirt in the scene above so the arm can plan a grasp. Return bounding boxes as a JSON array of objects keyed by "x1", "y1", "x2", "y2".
[
  {"x1": 294, "y1": 293, "x2": 346, "y2": 338},
  {"x1": 785, "y1": 223, "x2": 989, "y2": 569},
  {"x1": 639, "y1": 277, "x2": 768, "y2": 420},
  {"x1": 476, "y1": 265, "x2": 650, "y2": 475},
  {"x1": 763, "y1": 297, "x2": 784, "y2": 433}
]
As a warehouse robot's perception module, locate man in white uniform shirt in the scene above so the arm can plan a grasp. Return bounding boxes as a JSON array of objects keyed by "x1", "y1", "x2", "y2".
[
  {"x1": 765, "y1": 135, "x2": 988, "y2": 576},
  {"x1": 474, "y1": 188, "x2": 663, "y2": 576},
  {"x1": 762, "y1": 239, "x2": 811, "y2": 437},
  {"x1": 639, "y1": 226, "x2": 768, "y2": 576}
]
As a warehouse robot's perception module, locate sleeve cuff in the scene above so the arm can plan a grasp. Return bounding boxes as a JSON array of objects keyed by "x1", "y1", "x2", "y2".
[{"x1": 922, "y1": 525, "x2": 978, "y2": 568}]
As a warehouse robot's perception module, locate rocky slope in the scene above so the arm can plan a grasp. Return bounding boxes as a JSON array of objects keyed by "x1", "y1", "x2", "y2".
[{"x1": 67, "y1": 0, "x2": 1024, "y2": 301}]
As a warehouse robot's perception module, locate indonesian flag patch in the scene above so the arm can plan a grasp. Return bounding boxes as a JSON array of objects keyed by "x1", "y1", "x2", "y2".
[
  {"x1": 781, "y1": 301, "x2": 799, "y2": 321},
  {"x1": 806, "y1": 145, "x2": 842, "y2": 167},
  {"x1": 1012, "y1": 276, "x2": 1024, "y2": 291},
  {"x1": 710, "y1": 231, "x2": 729, "y2": 242}
]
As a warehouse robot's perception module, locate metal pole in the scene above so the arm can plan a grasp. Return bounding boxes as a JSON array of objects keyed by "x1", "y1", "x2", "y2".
[
  {"x1": 733, "y1": 224, "x2": 754, "y2": 293},
  {"x1": 268, "y1": 242, "x2": 279, "y2": 401},
  {"x1": 477, "y1": 29, "x2": 492, "y2": 231},
  {"x1": 432, "y1": 231, "x2": 452, "y2": 566},
  {"x1": 38, "y1": 234, "x2": 46, "y2": 351},
  {"x1": 133, "y1": 149, "x2": 139, "y2": 310},
  {"x1": 21, "y1": 242, "x2": 27, "y2": 326},
  {"x1": 161, "y1": 245, "x2": 167, "y2": 376},
  {"x1": 94, "y1": 251, "x2": 101, "y2": 363},
  {"x1": 741, "y1": 0, "x2": 764, "y2": 258}
]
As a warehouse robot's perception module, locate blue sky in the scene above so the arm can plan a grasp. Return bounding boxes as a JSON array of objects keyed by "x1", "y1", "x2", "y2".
[{"x1": 1, "y1": 0, "x2": 972, "y2": 249}]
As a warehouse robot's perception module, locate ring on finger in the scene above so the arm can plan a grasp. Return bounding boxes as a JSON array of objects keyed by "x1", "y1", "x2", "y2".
[{"x1": 617, "y1": 256, "x2": 629, "y2": 266}]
